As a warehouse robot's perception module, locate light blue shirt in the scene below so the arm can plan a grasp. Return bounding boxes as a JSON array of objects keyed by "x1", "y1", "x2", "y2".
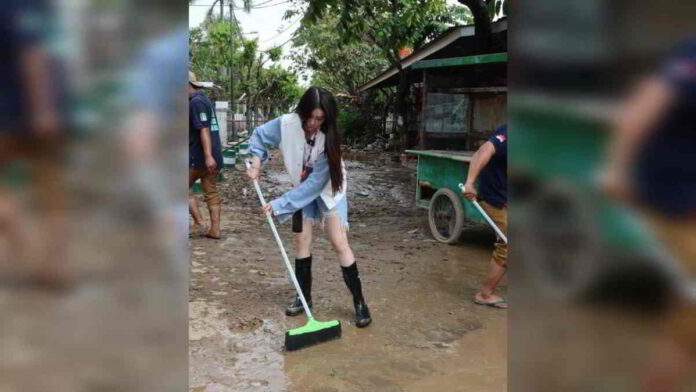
[{"x1": 249, "y1": 116, "x2": 331, "y2": 222}]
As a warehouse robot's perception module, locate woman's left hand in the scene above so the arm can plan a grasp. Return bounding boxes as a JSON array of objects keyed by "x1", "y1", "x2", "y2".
[{"x1": 261, "y1": 204, "x2": 273, "y2": 216}]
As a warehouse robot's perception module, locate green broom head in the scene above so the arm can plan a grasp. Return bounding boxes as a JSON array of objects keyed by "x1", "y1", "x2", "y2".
[{"x1": 285, "y1": 317, "x2": 341, "y2": 351}]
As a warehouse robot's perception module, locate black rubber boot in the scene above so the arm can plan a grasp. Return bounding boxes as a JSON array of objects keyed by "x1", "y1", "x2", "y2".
[
  {"x1": 342, "y1": 262, "x2": 372, "y2": 328},
  {"x1": 286, "y1": 256, "x2": 312, "y2": 316}
]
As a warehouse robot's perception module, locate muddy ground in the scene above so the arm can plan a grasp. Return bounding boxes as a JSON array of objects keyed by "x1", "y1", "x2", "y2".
[
  {"x1": 0, "y1": 142, "x2": 188, "y2": 392},
  {"x1": 189, "y1": 151, "x2": 507, "y2": 392}
]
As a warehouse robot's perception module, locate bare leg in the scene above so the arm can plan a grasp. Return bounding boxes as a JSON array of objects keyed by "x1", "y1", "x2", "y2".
[
  {"x1": 324, "y1": 215, "x2": 354, "y2": 267},
  {"x1": 0, "y1": 191, "x2": 26, "y2": 265},
  {"x1": 475, "y1": 202, "x2": 507, "y2": 307},
  {"x1": 189, "y1": 194, "x2": 204, "y2": 233},
  {"x1": 475, "y1": 260, "x2": 507, "y2": 307},
  {"x1": 33, "y1": 148, "x2": 71, "y2": 289},
  {"x1": 641, "y1": 336, "x2": 690, "y2": 392},
  {"x1": 294, "y1": 219, "x2": 313, "y2": 259}
]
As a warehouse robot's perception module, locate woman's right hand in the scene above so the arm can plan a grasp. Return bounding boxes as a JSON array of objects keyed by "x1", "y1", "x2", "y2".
[
  {"x1": 246, "y1": 156, "x2": 261, "y2": 180},
  {"x1": 247, "y1": 165, "x2": 260, "y2": 181}
]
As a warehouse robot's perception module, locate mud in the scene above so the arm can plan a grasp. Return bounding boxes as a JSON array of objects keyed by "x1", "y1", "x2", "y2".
[
  {"x1": 189, "y1": 151, "x2": 507, "y2": 392},
  {"x1": 0, "y1": 197, "x2": 187, "y2": 392}
]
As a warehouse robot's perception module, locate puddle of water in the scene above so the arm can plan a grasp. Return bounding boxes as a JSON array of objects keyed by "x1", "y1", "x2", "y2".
[
  {"x1": 402, "y1": 317, "x2": 507, "y2": 392},
  {"x1": 189, "y1": 301, "x2": 289, "y2": 392}
]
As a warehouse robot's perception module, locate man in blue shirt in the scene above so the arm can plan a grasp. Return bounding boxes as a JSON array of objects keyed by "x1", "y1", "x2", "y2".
[
  {"x1": 0, "y1": 0, "x2": 70, "y2": 289},
  {"x1": 462, "y1": 124, "x2": 508, "y2": 309},
  {"x1": 189, "y1": 71, "x2": 224, "y2": 239},
  {"x1": 602, "y1": 39, "x2": 696, "y2": 392}
]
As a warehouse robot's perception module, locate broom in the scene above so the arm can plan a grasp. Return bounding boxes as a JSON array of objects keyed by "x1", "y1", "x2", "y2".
[{"x1": 245, "y1": 160, "x2": 341, "y2": 351}]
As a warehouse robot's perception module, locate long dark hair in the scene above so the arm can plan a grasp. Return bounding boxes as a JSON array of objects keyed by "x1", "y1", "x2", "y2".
[{"x1": 295, "y1": 86, "x2": 343, "y2": 194}]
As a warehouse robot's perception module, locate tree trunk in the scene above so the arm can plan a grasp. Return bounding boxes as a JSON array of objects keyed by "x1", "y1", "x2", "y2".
[
  {"x1": 246, "y1": 94, "x2": 253, "y2": 133},
  {"x1": 382, "y1": 97, "x2": 389, "y2": 137},
  {"x1": 394, "y1": 65, "x2": 410, "y2": 149},
  {"x1": 457, "y1": 0, "x2": 492, "y2": 51}
]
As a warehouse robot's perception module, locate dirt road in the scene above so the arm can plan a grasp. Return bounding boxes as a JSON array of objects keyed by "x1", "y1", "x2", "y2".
[{"x1": 189, "y1": 151, "x2": 507, "y2": 392}]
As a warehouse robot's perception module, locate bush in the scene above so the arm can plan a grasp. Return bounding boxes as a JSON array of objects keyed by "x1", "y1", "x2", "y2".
[{"x1": 337, "y1": 105, "x2": 381, "y2": 143}]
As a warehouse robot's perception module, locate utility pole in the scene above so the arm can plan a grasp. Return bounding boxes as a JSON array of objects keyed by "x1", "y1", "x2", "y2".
[{"x1": 228, "y1": 0, "x2": 236, "y2": 141}]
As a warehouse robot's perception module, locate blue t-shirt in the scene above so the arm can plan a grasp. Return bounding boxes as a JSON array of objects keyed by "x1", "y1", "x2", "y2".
[
  {"x1": 478, "y1": 124, "x2": 508, "y2": 208},
  {"x1": 635, "y1": 40, "x2": 696, "y2": 218},
  {"x1": 189, "y1": 91, "x2": 223, "y2": 170}
]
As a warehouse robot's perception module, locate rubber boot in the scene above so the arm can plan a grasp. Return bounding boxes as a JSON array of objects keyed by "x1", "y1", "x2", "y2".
[
  {"x1": 286, "y1": 256, "x2": 312, "y2": 316},
  {"x1": 342, "y1": 262, "x2": 371, "y2": 328}
]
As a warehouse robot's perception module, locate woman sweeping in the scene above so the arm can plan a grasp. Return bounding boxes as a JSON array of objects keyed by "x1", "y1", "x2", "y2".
[{"x1": 246, "y1": 86, "x2": 372, "y2": 328}]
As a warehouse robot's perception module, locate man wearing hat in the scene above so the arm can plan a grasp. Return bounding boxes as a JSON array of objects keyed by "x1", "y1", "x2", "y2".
[{"x1": 189, "y1": 71, "x2": 223, "y2": 239}]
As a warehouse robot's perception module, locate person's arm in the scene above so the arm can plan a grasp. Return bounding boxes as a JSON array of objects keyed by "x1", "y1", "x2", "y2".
[
  {"x1": 266, "y1": 152, "x2": 330, "y2": 216},
  {"x1": 247, "y1": 116, "x2": 282, "y2": 180},
  {"x1": 603, "y1": 77, "x2": 674, "y2": 200},
  {"x1": 462, "y1": 141, "x2": 496, "y2": 200},
  {"x1": 16, "y1": 2, "x2": 61, "y2": 139},
  {"x1": 199, "y1": 126, "x2": 216, "y2": 172},
  {"x1": 21, "y1": 44, "x2": 60, "y2": 139}
]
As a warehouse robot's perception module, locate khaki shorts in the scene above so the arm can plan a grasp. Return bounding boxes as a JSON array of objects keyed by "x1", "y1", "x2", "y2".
[{"x1": 480, "y1": 200, "x2": 508, "y2": 268}]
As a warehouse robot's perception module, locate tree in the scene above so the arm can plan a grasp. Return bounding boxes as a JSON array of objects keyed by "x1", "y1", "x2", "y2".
[
  {"x1": 292, "y1": 0, "x2": 474, "y2": 147},
  {"x1": 188, "y1": 0, "x2": 251, "y2": 20},
  {"x1": 190, "y1": 20, "x2": 303, "y2": 137},
  {"x1": 287, "y1": 13, "x2": 389, "y2": 97},
  {"x1": 256, "y1": 65, "x2": 304, "y2": 116},
  {"x1": 456, "y1": 0, "x2": 506, "y2": 51},
  {"x1": 238, "y1": 39, "x2": 284, "y2": 129},
  {"x1": 189, "y1": 20, "x2": 241, "y2": 98}
]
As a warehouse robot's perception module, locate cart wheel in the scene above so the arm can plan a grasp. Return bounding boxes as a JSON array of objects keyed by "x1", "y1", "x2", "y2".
[{"x1": 428, "y1": 188, "x2": 465, "y2": 244}]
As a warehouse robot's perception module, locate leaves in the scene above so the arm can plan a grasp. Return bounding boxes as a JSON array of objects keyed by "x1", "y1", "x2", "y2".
[
  {"x1": 287, "y1": 12, "x2": 389, "y2": 96},
  {"x1": 189, "y1": 19, "x2": 302, "y2": 108},
  {"x1": 267, "y1": 47, "x2": 283, "y2": 62},
  {"x1": 299, "y1": 0, "x2": 472, "y2": 67}
]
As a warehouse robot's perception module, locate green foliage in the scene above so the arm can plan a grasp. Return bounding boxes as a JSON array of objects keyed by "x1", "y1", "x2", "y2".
[
  {"x1": 287, "y1": 0, "x2": 474, "y2": 144},
  {"x1": 189, "y1": 19, "x2": 302, "y2": 110},
  {"x1": 337, "y1": 106, "x2": 380, "y2": 142},
  {"x1": 297, "y1": 0, "x2": 472, "y2": 65},
  {"x1": 288, "y1": 13, "x2": 389, "y2": 97}
]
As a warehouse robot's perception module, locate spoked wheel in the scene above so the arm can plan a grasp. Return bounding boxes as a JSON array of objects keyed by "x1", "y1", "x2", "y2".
[{"x1": 428, "y1": 188, "x2": 465, "y2": 244}]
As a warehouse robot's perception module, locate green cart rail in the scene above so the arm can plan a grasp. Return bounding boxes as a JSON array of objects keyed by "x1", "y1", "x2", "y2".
[{"x1": 405, "y1": 149, "x2": 486, "y2": 243}]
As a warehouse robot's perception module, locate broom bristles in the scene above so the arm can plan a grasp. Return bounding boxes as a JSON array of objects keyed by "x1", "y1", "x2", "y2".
[{"x1": 285, "y1": 322, "x2": 341, "y2": 351}]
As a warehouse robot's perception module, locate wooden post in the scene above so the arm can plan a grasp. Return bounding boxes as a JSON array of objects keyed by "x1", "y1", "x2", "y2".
[
  {"x1": 419, "y1": 69, "x2": 428, "y2": 150},
  {"x1": 466, "y1": 93, "x2": 474, "y2": 150}
]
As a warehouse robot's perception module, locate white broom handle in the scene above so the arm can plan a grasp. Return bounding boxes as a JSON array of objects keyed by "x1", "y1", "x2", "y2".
[
  {"x1": 458, "y1": 183, "x2": 508, "y2": 244},
  {"x1": 246, "y1": 160, "x2": 313, "y2": 319}
]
